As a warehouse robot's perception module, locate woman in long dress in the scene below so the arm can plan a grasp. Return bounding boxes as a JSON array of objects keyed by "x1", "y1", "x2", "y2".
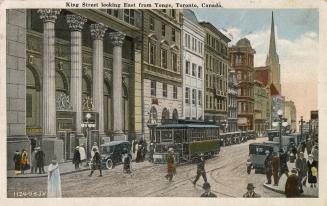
[
  {"x1": 47, "y1": 160, "x2": 62, "y2": 198},
  {"x1": 307, "y1": 154, "x2": 318, "y2": 188}
]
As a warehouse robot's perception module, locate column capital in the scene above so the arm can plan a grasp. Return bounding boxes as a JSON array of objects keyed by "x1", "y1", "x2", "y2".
[
  {"x1": 109, "y1": 32, "x2": 126, "y2": 47},
  {"x1": 66, "y1": 15, "x2": 87, "y2": 32},
  {"x1": 38, "y1": 9, "x2": 61, "y2": 23},
  {"x1": 90, "y1": 23, "x2": 108, "y2": 40}
]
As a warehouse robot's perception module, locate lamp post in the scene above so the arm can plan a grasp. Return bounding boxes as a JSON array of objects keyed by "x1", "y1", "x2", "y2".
[
  {"x1": 277, "y1": 109, "x2": 283, "y2": 151},
  {"x1": 81, "y1": 113, "x2": 96, "y2": 160},
  {"x1": 299, "y1": 116, "x2": 305, "y2": 142}
]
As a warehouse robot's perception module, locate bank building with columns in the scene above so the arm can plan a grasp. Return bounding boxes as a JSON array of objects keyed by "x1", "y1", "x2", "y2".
[{"x1": 6, "y1": 9, "x2": 145, "y2": 168}]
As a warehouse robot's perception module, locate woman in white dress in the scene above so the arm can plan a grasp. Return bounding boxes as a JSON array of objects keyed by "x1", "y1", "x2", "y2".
[{"x1": 47, "y1": 160, "x2": 62, "y2": 198}]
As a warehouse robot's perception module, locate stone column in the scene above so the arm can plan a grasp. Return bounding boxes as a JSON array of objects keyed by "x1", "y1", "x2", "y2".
[
  {"x1": 109, "y1": 32, "x2": 126, "y2": 140},
  {"x1": 90, "y1": 23, "x2": 108, "y2": 136},
  {"x1": 38, "y1": 9, "x2": 63, "y2": 163},
  {"x1": 38, "y1": 9, "x2": 61, "y2": 137},
  {"x1": 66, "y1": 15, "x2": 87, "y2": 137}
]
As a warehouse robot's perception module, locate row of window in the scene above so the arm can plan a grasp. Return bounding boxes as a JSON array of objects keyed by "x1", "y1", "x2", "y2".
[
  {"x1": 150, "y1": 17, "x2": 176, "y2": 42},
  {"x1": 149, "y1": 42, "x2": 178, "y2": 71},
  {"x1": 151, "y1": 81, "x2": 178, "y2": 99},
  {"x1": 206, "y1": 74, "x2": 228, "y2": 91},
  {"x1": 236, "y1": 70, "x2": 253, "y2": 82},
  {"x1": 232, "y1": 54, "x2": 254, "y2": 67},
  {"x1": 185, "y1": 61, "x2": 202, "y2": 78},
  {"x1": 184, "y1": 33, "x2": 203, "y2": 55},
  {"x1": 206, "y1": 33, "x2": 228, "y2": 56},
  {"x1": 238, "y1": 87, "x2": 254, "y2": 97},
  {"x1": 106, "y1": 9, "x2": 138, "y2": 26},
  {"x1": 238, "y1": 102, "x2": 254, "y2": 113},
  {"x1": 205, "y1": 95, "x2": 227, "y2": 111},
  {"x1": 205, "y1": 54, "x2": 228, "y2": 76},
  {"x1": 185, "y1": 88, "x2": 202, "y2": 106}
]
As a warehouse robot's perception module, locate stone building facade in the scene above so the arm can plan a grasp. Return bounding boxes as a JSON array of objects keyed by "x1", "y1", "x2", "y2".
[
  {"x1": 254, "y1": 80, "x2": 269, "y2": 136},
  {"x1": 227, "y1": 69, "x2": 238, "y2": 132},
  {"x1": 7, "y1": 9, "x2": 144, "y2": 168},
  {"x1": 284, "y1": 100, "x2": 297, "y2": 131},
  {"x1": 181, "y1": 10, "x2": 205, "y2": 120},
  {"x1": 142, "y1": 10, "x2": 183, "y2": 142},
  {"x1": 199, "y1": 22, "x2": 230, "y2": 126},
  {"x1": 229, "y1": 38, "x2": 256, "y2": 131}
]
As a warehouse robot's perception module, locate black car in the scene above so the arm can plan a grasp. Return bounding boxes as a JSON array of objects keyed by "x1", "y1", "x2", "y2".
[{"x1": 99, "y1": 140, "x2": 131, "y2": 169}]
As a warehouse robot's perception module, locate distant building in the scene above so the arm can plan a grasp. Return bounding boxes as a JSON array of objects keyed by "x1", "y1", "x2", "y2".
[
  {"x1": 227, "y1": 69, "x2": 238, "y2": 132},
  {"x1": 229, "y1": 38, "x2": 256, "y2": 131},
  {"x1": 254, "y1": 80, "x2": 269, "y2": 136},
  {"x1": 199, "y1": 21, "x2": 231, "y2": 128},
  {"x1": 284, "y1": 100, "x2": 297, "y2": 131},
  {"x1": 181, "y1": 9, "x2": 205, "y2": 120}
]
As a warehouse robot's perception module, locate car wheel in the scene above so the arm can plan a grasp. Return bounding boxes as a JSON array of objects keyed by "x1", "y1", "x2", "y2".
[{"x1": 106, "y1": 159, "x2": 113, "y2": 169}]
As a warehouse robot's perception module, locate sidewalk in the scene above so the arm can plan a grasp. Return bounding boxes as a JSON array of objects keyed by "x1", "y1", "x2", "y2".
[
  {"x1": 8, "y1": 160, "x2": 155, "y2": 179},
  {"x1": 7, "y1": 161, "x2": 89, "y2": 178},
  {"x1": 263, "y1": 151, "x2": 319, "y2": 197}
]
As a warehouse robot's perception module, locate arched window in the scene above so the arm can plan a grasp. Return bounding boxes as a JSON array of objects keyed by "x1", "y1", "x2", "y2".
[
  {"x1": 26, "y1": 65, "x2": 41, "y2": 128},
  {"x1": 172, "y1": 109, "x2": 178, "y2": 120},
  {"x1": 162, "y1": 108, "x2": 170, "y2": 121},
  {"x1": 149, "y1": 106, "x2": 158, "y2": 123}
]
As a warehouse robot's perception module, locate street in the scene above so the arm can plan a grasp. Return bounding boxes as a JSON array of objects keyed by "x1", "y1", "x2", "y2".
[{"x1": 7, "y1": 137, "x2": 283, "y2": 197}]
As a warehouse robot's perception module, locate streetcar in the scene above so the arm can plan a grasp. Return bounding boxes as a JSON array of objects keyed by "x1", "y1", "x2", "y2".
[{"x1": 151, "y1": 120, "x2": 220, "y2": 164}]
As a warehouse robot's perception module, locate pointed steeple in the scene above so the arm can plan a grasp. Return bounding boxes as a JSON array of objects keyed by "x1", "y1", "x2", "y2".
[{"x1": 266, "y1": 11, "x2": 279, "y2": 65}]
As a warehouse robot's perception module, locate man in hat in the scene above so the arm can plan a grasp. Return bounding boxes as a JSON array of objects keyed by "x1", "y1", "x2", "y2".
[
  {"x1": 271, "y1": 152, "x2": 279, "y2": 186},
  {"x1": 13, "y1": 150, "x2": 21, "y2": 175},
  {"x1": 88, "y1": 147, "x2": 102, "y2": 177},
  {"x1": 193, "y1": 153, "x2": 207, "y2": 186},
  {"x1": 165, "y1": 148, "x2": 175, "y2": 182},
  {"x1": 278, "y1": 149, "x2": 289, "y2": 180},
  {"x1": 264, "y1": 150, "x2": 272, "y2": 184},
  {"x1": 72, "y1": 146, "x2": 81, "y2": 170},
  {"x1": 200, "y1": 182, "x2": 217, "y2": 197},
  {"x1": 35, "y1": 147, "x2": 45, "y2": 174},
  {"x1": 285, "y1": 168, "x2": 300, "y2": 197},
  {"x1": 243, "y1": 183, "x2": 261, "y2": 198},
  {"x1": 295, "y1": 152, "x2": 307, "y2": 192}
]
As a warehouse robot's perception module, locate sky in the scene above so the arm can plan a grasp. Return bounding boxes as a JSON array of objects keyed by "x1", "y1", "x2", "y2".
[{"x1": 193, "y1": 9, "x2": 319, "y2": 128}]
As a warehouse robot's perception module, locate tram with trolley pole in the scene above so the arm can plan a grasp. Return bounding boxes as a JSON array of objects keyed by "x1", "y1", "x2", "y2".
[{"x1": 150, "y1": 119, "x2": 256, "y2": 164}]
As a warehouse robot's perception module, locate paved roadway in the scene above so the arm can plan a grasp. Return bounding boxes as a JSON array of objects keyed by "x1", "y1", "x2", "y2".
[{"x1": 7, "y1": 137, "x2": 284, "y2": 197}]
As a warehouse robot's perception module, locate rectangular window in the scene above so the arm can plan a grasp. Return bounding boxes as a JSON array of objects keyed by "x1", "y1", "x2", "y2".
[
  {"x1": 210, "y1": 96, "x2": 212, "y2": 109},
  {"x1": 124, "y1": 9, "x2": 135, "y2": 25},
  {"x1": 206, "y1": 95, "x2": 208, "y2": 108},
  {"x1": 171, "y1": 10, "x2": 176, "y2": 18},
  {"x1": 198, "y1": 91, "x2": 202, "y2": 106},
  {"x1": 173, "y1": 86, "x2": 177, "y2": 99},
  {"x1": 185, "y1": 61, "x2": 190, "y2": 74},
  {"x1": 151, "y1": 81, "x2": 156, "y2": 96},
  {"x1": 172, "y1": 53, "x2": 177, "y2": 71},
  {"x1": 187, "y1": 35, "x2": 191, "y2": 49},
  {"x1": 194, "y1": 38, "x2": 197, "y2": 52},
  {"x1": 192, "y1": 63, "x2": 196, "y2": 76},
  {"x1": 206, "y1": 74, "x2": 208, "y2": 87},
  {"x1": 184, "y1": 33, "x2": 187, "y2": 47},
  {"x1": 26, "y1": 94, "x2": 32, "y2": 118},
  {"x1": 149, "y1": 42, "x2": 156, "y2": 65},
  {"x1": 185, "y1": 88, "x2": 190, "y2": 104},
  {"x1": 171, "y1": 28, "x2": 176, "y2": 42},
  {"x1": 161, "y1": 24, "x2": 166, "y2": 36},
  {"x1": 150, "y1": 17, "x2": 155, "y2": 31},
  {"x1": 163, "y1": 83, "x2": 167, "y2": 97},
  {"x1": 192, "y1": 89, "x2": 196, "y2": 105},
  {"x1": 198, "y1": 66, "x2": 202, "y2": 79},
  {"x1": 192, "y1": 37, "x2": 195, "y2": 50},
  {"x1": 161, "y1": 48, "x2": 167, "y2": 68}
]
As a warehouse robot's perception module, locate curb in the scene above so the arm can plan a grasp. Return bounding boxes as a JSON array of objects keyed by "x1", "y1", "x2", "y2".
[
  {"x1": 263, "y1": 183, "x2": 317, "y2": 198},
  {"x1": 7, "y1": 167, "x2": 90, "y2": 179}
]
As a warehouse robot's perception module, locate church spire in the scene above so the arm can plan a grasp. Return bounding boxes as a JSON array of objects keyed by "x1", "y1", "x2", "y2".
[{"x1": 266, "y1": 11, "x2": 279, "y2": 65}]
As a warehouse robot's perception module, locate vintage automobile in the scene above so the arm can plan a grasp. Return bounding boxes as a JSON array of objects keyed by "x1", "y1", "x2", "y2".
[
  {"x1": 98, "y1": 140, "x2": 131, "y2": 169},
  {"x1": 247, "y1": 142, "x2": 279, "y2": 174}
]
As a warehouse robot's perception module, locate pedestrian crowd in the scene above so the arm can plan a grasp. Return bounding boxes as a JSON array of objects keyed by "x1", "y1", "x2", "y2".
[
  {"x1": 263, "y1": 135, "x2": 318, "y2": 197},
  {"x1": 13, "y1": 147, "x2": 46, "y2": 175}
]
